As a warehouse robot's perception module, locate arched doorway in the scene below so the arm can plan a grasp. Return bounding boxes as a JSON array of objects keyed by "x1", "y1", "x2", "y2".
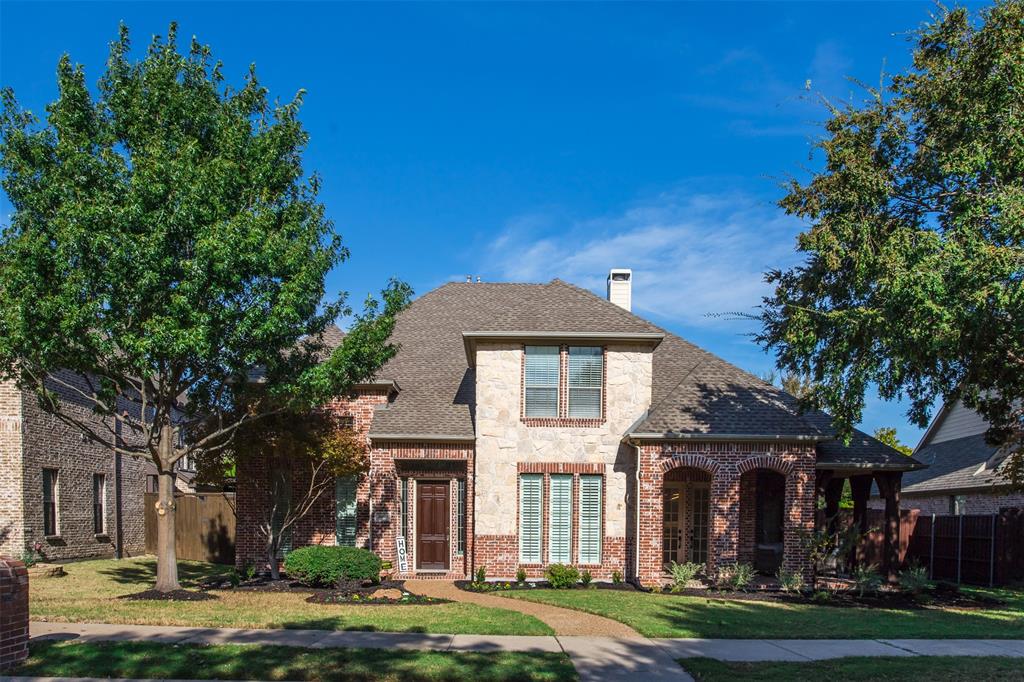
[
  {"x1": 739, "y1": 468, "x2": 786, "y2": 574},
  {"x1": 662, "y1": 468, "x2": 711, "y2": 569}
]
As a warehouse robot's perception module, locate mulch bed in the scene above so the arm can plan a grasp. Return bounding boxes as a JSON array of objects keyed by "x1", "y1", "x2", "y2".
[
  {"x1": 199, "y1": 575, "x2": 445, "y2": 605},
  {"x1": 657, "y1": 584, "x2": 1005, "y2": 610},
  {"x1": 121, "y1": 589, "x2": 219, "y2": 602},
  {"x1": 306, "y1": 591, "x2": 447, "y2": 606},
  {"x1": 455, "y1": 580, "x2": 638, "y2": 593}
]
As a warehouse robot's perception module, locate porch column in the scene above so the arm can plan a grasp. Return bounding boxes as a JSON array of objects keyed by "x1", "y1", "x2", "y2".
[
  {"x1": 874, "y1": 472, "x2": 903, "y2": 582},
  {"x1": 782, "y1": 464, "x2": 816, "y2": 581},
  {"x1": 824, "y1": 477, "x2": 845, "y2": 536},
  {"x1": 709, "y1": 468, "x2": 739, "y2": 572},
  {"x1": 848, "y1": 475, "x2": 873, "y2": 567},
  {"x1": 636, "y1": 445, "x2": 665, "y2": 586}
]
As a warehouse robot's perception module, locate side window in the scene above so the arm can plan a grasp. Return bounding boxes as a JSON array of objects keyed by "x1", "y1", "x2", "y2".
[
  {"x1": 567, "y1": 347, "x2": 603, "y2": 418},
  {"x1": 524, "y1": 346, "x2": 559, "y2": 417},
  {"x1": 43, "y1": 468, "x2": 59, "y2": 536},
  {"x1": 578, "y1": 475, "x2": 602, "y2": 564},
  {"x1": 335, "y1": 475, "x2": 358, "y2": 547},
  {"x1": 518, "y1": 474, "x2": 543, "y2": 563},
  {"x1": 93, "y1": 473, "x2": 106, "y2": 535}
]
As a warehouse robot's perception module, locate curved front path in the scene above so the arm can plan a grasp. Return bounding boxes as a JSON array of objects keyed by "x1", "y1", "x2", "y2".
[{"x1": 405, "y1": 580, "x2": 641, "y2": 638}]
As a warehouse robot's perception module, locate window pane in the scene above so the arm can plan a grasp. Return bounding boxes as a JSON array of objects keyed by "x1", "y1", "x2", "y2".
[
  {"x1": 335, "y1": 475, "x2": 358, "y2": 547},
  {"x1": 519, "y1": 474, "x2": 543, "y2": 563},
  {"x1": 548, "y1": 475, "x2": 572, "y2": 564},
  {"x1": 568, "y1": 347, "x2": 602, "y2": 418},
  {"x1": 43, "y1": 469, "x2": 58, "y2": 536},
  {"x1": 93, "y1": 474, "x2": 105, "y2": 534},
  {"x1": 524, "y1": 346, "x2": 559, "y2": 417},
  {"x1": 578, "y1": 475, "x2": 602, "y2": 564}
]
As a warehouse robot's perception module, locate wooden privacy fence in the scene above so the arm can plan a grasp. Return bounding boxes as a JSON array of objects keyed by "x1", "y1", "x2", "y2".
[
  {"x1": 846, "y1": 508, "x2": 1024, "y2": 586},
  {"x1": 144, "y1": 492, "x2": 236, "y2": 565}
]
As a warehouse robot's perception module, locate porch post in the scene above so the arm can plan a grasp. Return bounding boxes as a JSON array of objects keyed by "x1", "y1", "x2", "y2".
[
  {"x1": 849, "y1": 475, "x2": 873, "y2": 567},
  {"x1": 636, "y1": 445, "x2": 665, "y2": 586},
  {"x1": 710, "y1": 468, "x2": 739, "y2": 572},
  {"x1": 824, "y1": 477, "x2": 845, "y2": 536},
  {"x1": 874, "y1": 472, "x2": 903, "y2": 582}
]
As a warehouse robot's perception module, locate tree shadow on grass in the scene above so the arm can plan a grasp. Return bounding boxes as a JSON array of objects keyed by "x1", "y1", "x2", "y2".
[{"x1": 98, "y1": 558, "x2": 231, "y2": 588}]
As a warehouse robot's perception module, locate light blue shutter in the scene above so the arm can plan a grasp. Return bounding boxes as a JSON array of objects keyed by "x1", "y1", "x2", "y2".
[
  {"x1": 548, "y1": 475, "x2": 572, "y2": 563},
  {"x1": 568, "y1": 347, "x2": 602, "y2": 418},
  {"x1": 519, "y1": 474, "x2": 543, "y2": 563},
  {"x1": 578, "y1": 475, "x2": 602, "y2": 564},
  {"x1": 335, "y1": 475, "x2": 357, "y2": 547},
  {"x1": 524, "y1": 346, "x2": 560, "y2": 417}
]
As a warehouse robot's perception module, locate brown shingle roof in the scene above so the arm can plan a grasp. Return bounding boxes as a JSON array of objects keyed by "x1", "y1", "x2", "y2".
[{"x1": 365, "y1": 279, "x2": 920, "y2": 470}]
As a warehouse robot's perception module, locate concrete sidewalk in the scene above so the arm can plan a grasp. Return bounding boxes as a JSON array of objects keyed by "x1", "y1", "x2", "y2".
[{"x1": 22, "y1": 622, "x2": 1024, "y2": 682}]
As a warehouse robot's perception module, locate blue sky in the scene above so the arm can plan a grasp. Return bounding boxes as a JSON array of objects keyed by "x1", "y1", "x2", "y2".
[{"x1": 2, "y1": 1, "x2": 976, "y2": 446}]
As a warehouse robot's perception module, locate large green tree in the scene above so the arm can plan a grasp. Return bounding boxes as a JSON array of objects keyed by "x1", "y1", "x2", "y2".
[
  {"x1": 758, "y1": 1, "x2": 1023, "y2": 489},
  {"x1": 0, "y1": 24, "x2": 410, "y2": 591}
]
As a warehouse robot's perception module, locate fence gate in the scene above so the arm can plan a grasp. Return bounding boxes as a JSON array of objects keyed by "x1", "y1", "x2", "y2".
[{"x1": 144, "y1": 493, "x2": 236, "y2": 564}]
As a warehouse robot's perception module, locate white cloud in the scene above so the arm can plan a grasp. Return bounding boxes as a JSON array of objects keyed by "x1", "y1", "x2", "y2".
[{"x1": 483, "y1": 189, "x2": 805, "y2": 327}]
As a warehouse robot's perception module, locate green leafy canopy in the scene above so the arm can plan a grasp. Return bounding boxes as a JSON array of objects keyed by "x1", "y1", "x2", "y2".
[
  {"x1": 0, "y1": 23, "x2": 411, "y2": 464},
  {"x1": 758, "y1": 1, "x2": 1023, "y2": 487}
]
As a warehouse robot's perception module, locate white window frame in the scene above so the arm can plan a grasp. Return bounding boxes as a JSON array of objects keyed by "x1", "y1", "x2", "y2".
[
  {"x1": 578, "y1": 474, "x2": 602, "y2": 565},
  {"x1": 519, "y1": 474, "x2": 543, "y2": 563},
  {"x1": 524, "y1": 345, "x2": 560, "y2": 417},
  {"x1": 567, "y1": 346, "x2": 603, "y2": 418},
  {"x1": 548, "y1": 474, "x2": 573, "y2": 564}
]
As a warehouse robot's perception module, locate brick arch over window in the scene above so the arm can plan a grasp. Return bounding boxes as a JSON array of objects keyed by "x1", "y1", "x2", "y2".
[
  {"x1": 735, "y1": 455, "x2": 794, "y2": 477},
  {"x1": 658, "y1": 454, "x2": 721, "y2": 476}
]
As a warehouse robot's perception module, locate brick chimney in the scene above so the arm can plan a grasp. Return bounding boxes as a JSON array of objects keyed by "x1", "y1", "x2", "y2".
[{"x1": 607, "y1": 269, "x2": 632, "y2": 311}]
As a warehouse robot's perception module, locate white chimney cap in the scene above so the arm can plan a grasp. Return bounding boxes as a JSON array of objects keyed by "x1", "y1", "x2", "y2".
[{"x1": 607, "y1": 269, "x2": 632, "y2": 311}]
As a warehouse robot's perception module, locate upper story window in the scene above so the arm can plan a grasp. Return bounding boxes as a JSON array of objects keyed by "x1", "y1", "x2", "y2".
[
  {"x1": 524, "y1": 346, "x2": 560, "y2": 417},
  {"x1": 523, "y1": 345, "x2": 604, "y2": 423},
  {"x1": 568, "y1": 346, "x2": 603, "y2": 418}
]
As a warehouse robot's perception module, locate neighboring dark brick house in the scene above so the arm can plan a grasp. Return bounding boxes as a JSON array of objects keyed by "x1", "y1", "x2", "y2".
[
  {"x1": 237, "y1": 271, "x2": 922, "y2": 585},
  {"x1": 0, "y1": 375, "x2": 148, "y2": 562}
]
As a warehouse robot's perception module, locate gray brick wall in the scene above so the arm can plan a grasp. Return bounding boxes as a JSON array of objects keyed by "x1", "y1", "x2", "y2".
[{"x1": 0, "y1": 382, "x2": 25, "y2": 558}]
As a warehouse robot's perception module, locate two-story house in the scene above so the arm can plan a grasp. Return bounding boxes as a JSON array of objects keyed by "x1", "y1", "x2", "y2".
[{"x1": 235, "y1": 271, "x2": 921, "y2": 584}]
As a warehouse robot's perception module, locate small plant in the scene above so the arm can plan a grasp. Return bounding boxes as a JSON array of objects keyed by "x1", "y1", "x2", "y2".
[
  {"x1": 515, "y1": 567, "x2": 527, "y2": 584},
  {"x1": 20, "y1": 543, "x2": 43, "y2": 567},
  {"x1": 732, "y1": 562, "x2": 755, "y2": 590},
  {"x1": 283, "y1": 546, "x2": 383, "y2": 587},
  {"x1": 611, "y1": 570, "x2": 623, "y2": 584},
  {"x1": 668, "y1": 561, "x2": 704, "y2": 592},
  {"x1": 812, "y1": 589, "x2": 831, "y2": 604},
  {"x1": 475, "y1": 565, "x2": 487, "y2": 584},
  {"x1": 228, "y1": 569, "x2": 241, "y2": 587},
  {"x1": 852, "y1": 563, "x2": 883, "y2": 597},
  {"x1": 898, "y1": 563, "x2": 932, "y2": 595},
  {"x1": 580, "y1": 570, "x2": 593, "y2": 587},
  {"x1": 776, "y1": 567, "x2": 804, "y2": 593},
  {"x1": 545, "y1": 563, "x2": 580, "y2": 589}
]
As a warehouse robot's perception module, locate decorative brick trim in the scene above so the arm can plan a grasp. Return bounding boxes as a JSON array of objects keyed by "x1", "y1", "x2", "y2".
[
  {"x1": 735, "y1": 455, "x2": 794, "y2": 476},
  {"x1": 658, "y1": 454, "x2": 721, "y2": 475},
  {"x1": 517, "y1": 462, "x2": 605, "y2": 474},
  {"x1": 378, "y1": 443, "x2": 472, "y2": 460}
]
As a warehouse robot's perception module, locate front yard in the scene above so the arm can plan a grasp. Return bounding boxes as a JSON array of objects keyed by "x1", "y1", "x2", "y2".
[
  {"x1": 13, "y1": 640, "x2": 575, "y2": 681},
  {"x1": 30, "y1": 557, "x2": 552, "y2": 636},
  {"x1": 501, "y1": 586, "x2": 1024, "y2": 639},
  {"x1": 680, "y1": 656, "x2": 1024, "y2": 681}
]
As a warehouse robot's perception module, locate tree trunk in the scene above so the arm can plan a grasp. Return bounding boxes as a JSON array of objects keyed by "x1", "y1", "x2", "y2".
[
  {"x1": 267, "y1": 536, "x2": 281, "y2": 580},
  {"x1": 154, "y1": 428, "x2": 181, "y2": 592}
]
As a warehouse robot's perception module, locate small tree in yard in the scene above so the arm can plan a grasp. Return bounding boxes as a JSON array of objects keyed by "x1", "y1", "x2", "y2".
[
  {"x1": 758, "y1": 2, "x2": 1024, "y2": 489},
  {"x1": 0, "y1": 24, "x2": 410, "y2": 592}
]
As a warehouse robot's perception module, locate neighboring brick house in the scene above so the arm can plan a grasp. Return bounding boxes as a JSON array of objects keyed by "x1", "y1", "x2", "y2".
[
  {"x1": 236, "y1": 271, "x2": 921, "y2": 585},
  {"x1": 870, "y1": 400, "x2": 1024, "y2": 516},
  {"x1": 0, "y1": 375, "x2": 148, "y2": 562}
]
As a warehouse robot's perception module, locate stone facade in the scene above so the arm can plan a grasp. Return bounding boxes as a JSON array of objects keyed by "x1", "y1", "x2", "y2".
[
  {"x1": 0, "y1": 378, "x2": 147, "y2": 561},
  {"x1": 472, "y1": 342, "x2": 651, "y2": 579}
]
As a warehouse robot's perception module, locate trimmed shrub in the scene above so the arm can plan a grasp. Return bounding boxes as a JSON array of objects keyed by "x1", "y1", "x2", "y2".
[
  {"x1": 545, "y1": 563, "x2": 580, "y2": 589},
  {"x1": 899, "y1": 563, "x2": 932, "y2": 595},
  {"x1": 611, "y1": 570, "x2": 623, "y2": 584},
  {"x1": 668, "y1": 561, "x2": 704, "y2": 592},
  {"x1": 515, "y1": 567, "x2": 527, "y2": 584},
  {"x1": 776, "y1": 567, "x2": 804, "y2": 593},
  {"x1": 284, "y1": 546, "x2": 382, "y2": 587},
  {"x1": 852, "y1": 563, "x2": 883, "y2": 597},
  {"x1": 580, "y1": 570, "x2": 593, "y2": 587},
  {"x1": 475, "y1": 566, "x2": 487, "y2": 583}
]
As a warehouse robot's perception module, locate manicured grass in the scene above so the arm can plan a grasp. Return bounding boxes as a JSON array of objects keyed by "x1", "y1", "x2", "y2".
[
  {"x1": 680, "y1": 656, "x2": 1024, "y2": 681},
  {"x1": 14, "y1": 640, "x2": 576, "y2": 681},
  {"x1": 30, "y1": 557, "x2": 552, "y2": 636},
  {"x1": 502, "y1": 587, "x2": 1024, "y2": 639}
]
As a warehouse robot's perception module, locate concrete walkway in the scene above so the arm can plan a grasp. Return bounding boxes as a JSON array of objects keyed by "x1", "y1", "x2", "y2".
[
  {"x1": 405, "y1": 579, "x2": 641, "y2": 637},
  {"x1": 24, "y1": 622, "x2": 1024, "y2": 682}
]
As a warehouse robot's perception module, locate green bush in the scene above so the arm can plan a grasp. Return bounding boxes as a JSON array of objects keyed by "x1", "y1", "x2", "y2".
[
  {"x1": 475, "y1": 566, "x2": 487, "y2": 583},
  {"x1": 545, "y1": 564, "x2": 580, "y2": 589},
  {"x1": 515, "y1": 567, "x2": 527, "y2": 584},
  {"x1": 776, "y1": 567, "x2": 804, "y2": 593},
  {"x1": 284, "y1": 546, "x2": 382, "y2": 587},
  {"x1": 899, "y1": 563, "x2": 932, "y2": 594},
  {"x1": 580, "y1": 570, "x2": 593, "y2": 587},
  {"x1": 668, "y1": 561, "x2": 704, "y2": 592},
  {"x1": 611, "y1": 570, "x2": 623, "y2": 584},
  {"x1": 852, "y1": 563, "x2": 883, "y2": 597}
]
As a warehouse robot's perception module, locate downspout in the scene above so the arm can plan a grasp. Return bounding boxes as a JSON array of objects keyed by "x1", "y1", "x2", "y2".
[
  {"x1": 633, "y1": 442, "x2": 643, "y2": 583},
  {"x1": 367, "y1": 476, "x2": 374, "y2": 552}
]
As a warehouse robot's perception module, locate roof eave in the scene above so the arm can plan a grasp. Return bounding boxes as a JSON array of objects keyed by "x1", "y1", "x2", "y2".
[
  {"x1": 816, "y1": 460, "x2": 927, "y2": 472},
  {"x1": 369, "y1": 433, "x2": 476, "y2": 444},
  {"x1": 462, "y1": 331, "x2": 665, "y2": 366},
  {"x1": 627, "y1": 432, "x2": 828, "y2": 443}
]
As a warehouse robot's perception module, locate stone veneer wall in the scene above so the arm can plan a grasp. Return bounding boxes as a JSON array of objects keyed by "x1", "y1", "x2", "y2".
[
  {"x1": 1, "y1": 376, "x2": 147, "y2": 561},
  {"x1": 636, "y1": 442, "x2": 817, "y2": 585},
  {"x1": 870, "y1": 490, "x2": 1024, "y2": 515},
  {"x1": 472, "y1": 342, "x2": 652, "y2": 579}
]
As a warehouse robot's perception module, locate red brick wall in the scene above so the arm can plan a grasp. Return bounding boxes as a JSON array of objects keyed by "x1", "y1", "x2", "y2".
[
  {"x1": 636, "y1": 442, "x2": 817, "y2": 586},
  {"x1": 0, "y1": 558, "x2": 28, "y2": 671}
]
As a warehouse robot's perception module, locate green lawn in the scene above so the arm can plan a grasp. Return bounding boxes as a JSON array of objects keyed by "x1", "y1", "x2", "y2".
[
  {"x1": 14, "y1": 640, "x2": 575, "y2": 681},
  {"x1": 30, "y1": 557, "x2": 552, "y2": 636},
  {"x1": 502, "y1": 587, "x2": 1024, "y2": 639},
  {"x1": 680, "y1": 656, "x2": 1024, "y2": 681}
]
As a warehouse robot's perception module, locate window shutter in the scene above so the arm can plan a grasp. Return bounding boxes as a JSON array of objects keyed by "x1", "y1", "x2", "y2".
[
  {"x1": 335, "y1": 475, "x2": 358, "y2": 547},
  {"x1": 519, "y1": 474, "x2": 543, "y2": 563},
  {"x1": 578, "y1": 475, "x2": 602, "y2": 564},
  {"x1": 548, "y1": 474, "x2": 572, "y2": 564},
  {"x1": 524, "y1": 346, "x2": 560, "y2": 417},
  {"x1": 568, "y1": 347, "x2": 602, "y2": 418}
]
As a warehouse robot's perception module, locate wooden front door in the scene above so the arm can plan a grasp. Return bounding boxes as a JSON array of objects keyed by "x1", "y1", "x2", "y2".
[{"x1": 416, "y1": 481, "x2": 450, "y2": 570}]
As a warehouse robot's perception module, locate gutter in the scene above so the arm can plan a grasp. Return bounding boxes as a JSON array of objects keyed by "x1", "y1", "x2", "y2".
[
  {"x1": 816, "y1": 460, "x2": 927, "y2": 472},
  {"x1": 462, "y1": 330, "x2": 664, "y2": 366},
  {"x1": 627, "y1": 432, "x2": 829, "y2": 443},
  {"x1": 369, "y1": 433, "x2": 476, "y2": 444}
]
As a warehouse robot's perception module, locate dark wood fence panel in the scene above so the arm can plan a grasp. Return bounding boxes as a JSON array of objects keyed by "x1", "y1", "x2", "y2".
[{"x1": 144, "y1": 492, "x2": 236, "y2": 565}]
